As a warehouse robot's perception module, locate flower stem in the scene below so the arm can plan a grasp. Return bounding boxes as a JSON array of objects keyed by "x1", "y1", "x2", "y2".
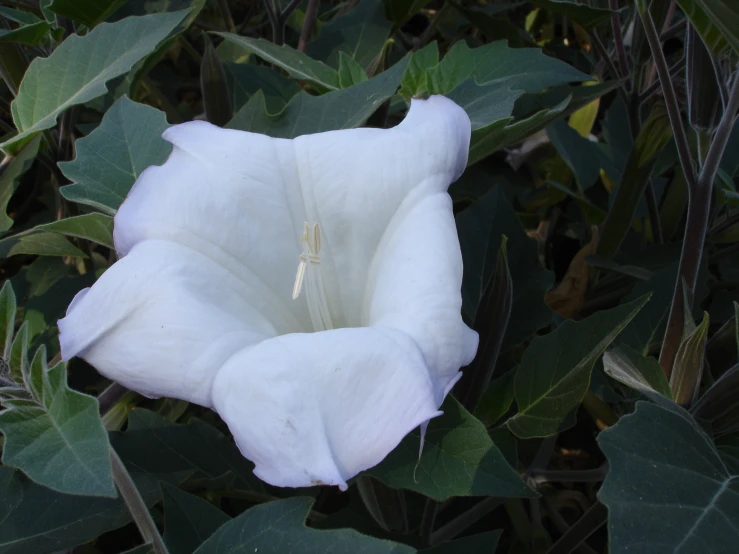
[{"x1": 110, "y1": 448, "x2": 170, "y2": 554}]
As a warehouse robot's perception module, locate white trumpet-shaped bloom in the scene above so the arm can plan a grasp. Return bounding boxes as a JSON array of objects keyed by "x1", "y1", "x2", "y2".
[{"x1": 58, "y1": 95, "x2": 478, "y2": 490}]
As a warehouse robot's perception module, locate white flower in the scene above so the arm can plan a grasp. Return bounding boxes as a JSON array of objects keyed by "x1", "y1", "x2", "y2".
[{"x1": 58, "y1": 95, "x2": 478, "y2": 490}]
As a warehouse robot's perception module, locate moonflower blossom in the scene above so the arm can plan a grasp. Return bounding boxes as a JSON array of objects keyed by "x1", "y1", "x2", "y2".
[{"x1": 58, "y1": 95, "x2": 478, "y2": 490}]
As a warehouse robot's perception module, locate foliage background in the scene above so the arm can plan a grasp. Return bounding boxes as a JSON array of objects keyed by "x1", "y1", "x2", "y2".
[{"x1": 0, "y1": 0, "x2": 738, "y2": 553}]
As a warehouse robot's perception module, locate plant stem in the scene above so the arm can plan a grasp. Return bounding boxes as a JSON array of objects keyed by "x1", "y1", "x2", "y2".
[
  {"x1": 216, "y1": 0, "x2": 235, "y2": 32},
  {"x1": 110, "y1": 448, "x2": 170, "y2": 554},
  {"x1": 609, "y1": 1, "x2": 630, "y2": 89},
  {"x1": 544, "y1": 501, "x2": 607, "y2": 554},
  {"x1": 637, "y1": 2, "x2": 697, "y2": 193},
  {"x1": 529, "y1": 466, "x2": 609, "y2": 485},
  {"x1": 419, "y1": 499, "x2": 437, "y2": 544},
  {"x1": 298, "y1": 0, "x2": 320, "y2": 52},
  {"x1": 429, "y1": 496, "x2": 505, "y2": 545},
  {"x1": 98, "y1": 382, "x2": 131, "y2": 415},
  {"x1": 660, "y1": 76, "x2": 739, "y2": 374},
  {"x1": 645, "y1": 180, "x2": 664, "y2": 244}
]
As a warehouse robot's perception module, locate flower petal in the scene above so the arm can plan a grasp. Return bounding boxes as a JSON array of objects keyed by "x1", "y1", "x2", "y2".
[
  {"x1": 366, "y1": 191, "x2": 479, "y2": 404},
  {"x1": 292, "y1": 95, "x2": 471, "y2": 326},
  {"x1": 58, "y1": 240, "x2": 283, "y2": 407},
  {"x1": 211, "y1": 326, "x2": 440, "y2": 490},
  {"x1": 113, "y1": 121, "x2": 312, "y2": 331}
]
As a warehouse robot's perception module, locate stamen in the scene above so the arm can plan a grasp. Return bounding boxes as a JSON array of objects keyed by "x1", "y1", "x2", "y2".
[{"x1": 291, "y1": 222, "x2": 334, "y2": 331}]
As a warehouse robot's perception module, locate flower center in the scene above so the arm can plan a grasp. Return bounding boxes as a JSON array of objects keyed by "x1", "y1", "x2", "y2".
[{"x1": 292, "y1": 222, "x2": 334, "y2": 332}]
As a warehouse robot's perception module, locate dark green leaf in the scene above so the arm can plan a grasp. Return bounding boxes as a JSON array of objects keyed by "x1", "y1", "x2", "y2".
[
  {"x1": 225, "y1": 62, "x2": 301, "y2": 114},
  {"x1": 0, "y1": 281, "x2": 16, "y2": 359},
  {"x1": 547, "y1": 120, "x2": 601, "y2": 188},
  {"x1": 216, "y1": 34, "x2": 341, "y2": 92},
  {"x1": 692, "y1": 363, "x2": 739, "y2": 435},
  {"x1": 36, "y1": 213, "x2": 114, "y2": 248},
  {"x1": 675, "y1": 0, "x2": 739, "y2": 56},
  {"x1": 474, "y1": 370, "x2": 516, "y2": 428},
  {"x1": 0, "y1": 7, "x2": 41, "y2": 25},
  {"x1": 0, "y1": 465, "x2": 161, "y2": 554},
  {"x1": 0, "y1": 230, "x2": 86, "y2": 258},
  {"x1": 49, "y1": 0, "x2": 127, "y2": 28},
  {"x1": 194, "y1": 497, "x2": 414, "y2": 553},
  {"x1": 201, "y1": 35, "x2": 231, "y2": 128},
  {"x1": 603, "y1": 344, "x2": 674, "y2": 404},
  {"x1": 399, "y1": 41, "x2": 438, "y2": 99},
  {"x1": 670, "y1": 311, "x2": 710, "y2": 407},
  {"x1": 110, "y1": 409, "x2": 264, "y2": 492},
  {"x1": 599, "y1": 401, "x2": 739, "y2": 553},
  {"x1": 507, "y1": 296, "x2": 649, "y2": 438},
  {"x1": 534, "y1": 0, "x2": 618, "y2": 28},
  {"x1": 368, "y1": 396, "x2": 535, "y2": 501},
  {"x1": 306, "y1": 0, "x2": 392, "y2": 70},
  {"x1": 423, "y1": 530, "x2": 502, "y2": 553},
  {"x1": 456, "y1": 186, "x2": 553, "y2": 348},
  {"x1": 427, "y1": 40, "x2": 589, "y2": 95},
  {"x1": 0, "y1": 135, "x2": 40, "y2": 232},
  {"x1": 0, "y1": 20, "x2": 51, "y2": 46},
  {"x1": 60, "y1": 96, "x2": 172, "y2": 214},
  {"x1": 1, "y1": 11, "x2": 188, "y2": 154},
  {"x1": 0, "y1": 361, "x2": 116, "y2": 497},
  {"x1": 227, "y1": 56, "x2": 408, "y2": 138},
  {"x1": 447, "y1": 78, "x2": 524, "y2": 131},
  {"x1": 162, "y1": 483, "x2": 230, "y2": 554},
  {"x1": 338, "y1": 52, "x2": 369, "y2": 88}
]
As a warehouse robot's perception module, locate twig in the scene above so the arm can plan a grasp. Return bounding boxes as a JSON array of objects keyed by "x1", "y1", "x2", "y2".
[
  {"x1": 544, "y1": 502, "x2": 607, "y2": 554},
  {"x1": 110, "y1": 448, "x2": 170, "y2": 554},
  {"x1": 590, "y1": 30, "x2": 629, "y2": 106},
  {"x1": 216, "y1": 0, "x2": 235, "y2": 32},
  {"x1": 542, "y1": 497, "x2": 599, "y2": 554},
  {"x1": 529, "y1": 466, "x2": 609, "y2": 486},
  {"x1": 660, "y1": 75, "x2": 739, "y2": 374},
  {"x1": 429, "y1": 496, "x2": 506, "y2": 545},
  {"x1": 609, "y1": 1, "x2": 631, "y2": 89},
  {"x1": 298, "y1": 0, "x2": 320, "y2": 52},
  {"x1": 638, "y1": 55, "x2": 684, "y2": 104}
]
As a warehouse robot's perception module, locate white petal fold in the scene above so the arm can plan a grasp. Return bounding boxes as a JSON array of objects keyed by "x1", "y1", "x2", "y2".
[{"x1": 58, "y1": 95, "x2": 478, "y2": 489}]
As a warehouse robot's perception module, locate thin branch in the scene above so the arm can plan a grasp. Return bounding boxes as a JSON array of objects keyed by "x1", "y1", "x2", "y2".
[
  {"x1": 660, "y1": 76, "x2": 739, "y2": 374},
  {"x1": 429, "y1": 497, "x2": 506, "y2": 545},
  {"x1": 638, "y1": 55, "x2": 684, "y2": 104},
  {"x1": 544, "y1": 502, "x2": 608, "y2": 554},
  {"x1": 636, "y1": 2, "x2": 697, "y2": 191},
  {"x1": 542, "y1": 497, "x2": 599, "y2": 554},
  {"x1": 645, "y1": 180, "x2": 664, "y2": 244},
  {"x1": 281, "y1": 0, "x2": 303, "y2": 21},
  {"x1": 529, "y1": 466, "x2": 609, "y2": 485},
  {"x1": 216, "y1": 0, "x2": 235, "y2": 32},
  {"x1": 98, "y1": 382, "x2": 131, "y2": 415},
  {"x1": 609, "y1": 1, "x2": 631, "y2": 89},
  {"x1": 298, "y1": 0, "x2": 320, "y2": 52},
  {"x1": 590, "y1": 30, "x2": 629, "y2": 105},
  {"x1": 419, "y1": 500, "x2": 437, "y2": 545},
  {"x1": 111, "y1": 448, "x2": 170, "y2": 554}
]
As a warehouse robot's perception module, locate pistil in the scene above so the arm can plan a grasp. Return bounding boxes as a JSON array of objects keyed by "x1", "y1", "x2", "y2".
[{"x1": 292, "y1": 222, "x2": 334, "y2": 332}]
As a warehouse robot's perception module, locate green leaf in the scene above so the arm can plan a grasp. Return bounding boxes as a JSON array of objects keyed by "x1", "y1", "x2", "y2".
[
  {"x1": 0, "y1": 20, "x2": 51, "y2": 46},
  {"x1": 36, "y1": 213, "x2": 114, "y2": 248},
  {"x1": 603, "y1": 344, "x2": 674, "y2": 404},
  {"x1": 0, "y1": 7, "x2": 41, "y2": 25},
  {"x1": 225, "y1": 62, "x2": 301, "y2": 114},
  {"x1": 399, "y1": 41, "x2": 438, "y2": 99},
  {"x1": 468, "y1": 81, "x2": 620, "y2": 165},
  {"x1": 423, "y1": 531, "x2": 502, "y2": 554},
  {"x1": 7, "y1": 320, "x2": 28, "y2": 385},
  {"x1": 200, "y1": 35, "x2": 231, "y2": 127},
  {"x1": 49, "y1": 0, "x2": 126, "y2": 28},
  {"x1": 368, "y1": 396, "x2": 535, "y2": 501},
  {"x1": 447, "y1": 78, "x2": 524, "y2": 132},
  {"x1": 0, "y1": 465, "x2": 162, "y2": 554},
  {"x1": 456, "y1": 186, "x2": 553, "y2": 348},
  {"x1": 338, "y1": 52, "x2": 368, "y2": 88},
  {"x1": 599, "y1": 401, "x2": 739, "y2": 552},
  {"x1": 427, "y1": 40, "x2": 590, "y2": 95},
  {"x1": 1, "y1": 11, "x2": 187, "y2": 154},
  {"x1": 670, "y1": 311, "x2": 710, "y2": 407},
  {"x1": 60, "y1": 96, "x2": 172, "y2": 214},
  {"x1": 0, "y1": 230, "x2": 86, "y2": 258},
  {"x1": 0, "y1": 361, "x2": 116, "y2": 497},
  {"x1": 0, "y1": 135, "x2": 40, "y2": 232},
  {"x1": 507, "y1": 296, "x2": 649, "y2": 438},
  {"x1": 547, "y1": 120, "x2": 601, "y2": 188},
  {"x1": 110, "y1": 409, "x2": 265, "y2": 492},
  {"x1": 228, "y1": 56, "x2": 408, "y2": 138},
  {"x1": 475, "y1": 370, "x2": 516, "y2": 428},
  {"x1": 193, "y1": 497, "x2": 414, "y2": 554},
  {"x1": 675, "y1": 0, "x2": 739, "y2": 56},
  {"x1": 534, "y1": 0, "x2": 618, "y2": 28},
  {"x1": 382, "y1": 0, "x2": 432, "y2": 27},
  {"x1": 692, "y1": 363, "x2": 739, "y2": 436},
  {"x1": 306, "y1": 0, "x2": 392, "y2": 70},
  {"x1": 162, "y1": 483, "x2": 230, "y2": 554},
  {"x1": 216, "y1": 34, "x2": 341, "y2": 92},
  {"x1": 0, "y1": 281, "x2": 16, "y2": 359}
]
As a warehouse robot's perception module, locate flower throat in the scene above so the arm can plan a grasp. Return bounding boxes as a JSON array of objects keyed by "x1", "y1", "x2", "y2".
[{"x1": 292, "y1": 222, "x2": 334, "y2": 332}]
